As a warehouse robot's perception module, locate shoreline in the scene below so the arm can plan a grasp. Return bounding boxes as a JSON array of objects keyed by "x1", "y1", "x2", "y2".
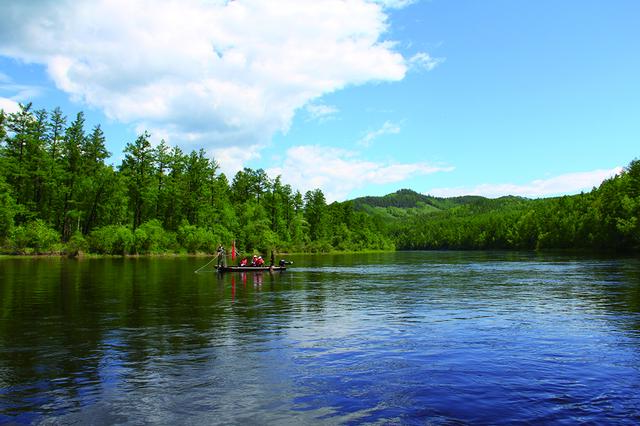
[
  {"x1": 1, "y1": 247, "x2": 635, "y2": 260},
  {"x1": 0, "y1": 249, "x2": 396, "y2": 259}
]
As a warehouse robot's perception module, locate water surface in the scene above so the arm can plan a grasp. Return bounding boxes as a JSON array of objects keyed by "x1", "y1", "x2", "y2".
[{"x1": 1, "y1": 252, "x2": 640, "y2": 424}]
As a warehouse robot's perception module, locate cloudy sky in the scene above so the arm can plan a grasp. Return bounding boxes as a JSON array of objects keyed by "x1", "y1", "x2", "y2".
[{"x1": 1, "y1": 0, "x2": 638, "y2": 201}]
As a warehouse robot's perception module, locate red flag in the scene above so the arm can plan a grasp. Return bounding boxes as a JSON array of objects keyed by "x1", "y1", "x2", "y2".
[{"x1": 231, "y1": 240, "x2": 236, "y2": 261}]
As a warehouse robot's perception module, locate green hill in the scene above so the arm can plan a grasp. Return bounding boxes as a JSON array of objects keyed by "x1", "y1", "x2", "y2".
[
  {"x1": 352, "y1": 189, "x2": 528, "y2": 220},
  {"x1": 359, "y1": 160, "x2": 640, "y2": 252}
]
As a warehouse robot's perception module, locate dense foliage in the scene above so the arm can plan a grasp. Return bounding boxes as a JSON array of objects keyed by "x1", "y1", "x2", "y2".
[
  {"x1": 0, "y1": 104, "x2": 393, "y2": 255},
  {"x1": 2, "y1": 103, "x2": 638, "y2": 255},
  {"x1": 358, "y1": 164, "x2": 640, "y2": 252}
]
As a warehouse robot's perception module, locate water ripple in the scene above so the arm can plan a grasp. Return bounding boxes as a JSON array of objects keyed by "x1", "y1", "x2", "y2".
[{"x1": 1, "y1": 253, "x2": 640, "y2": 424}]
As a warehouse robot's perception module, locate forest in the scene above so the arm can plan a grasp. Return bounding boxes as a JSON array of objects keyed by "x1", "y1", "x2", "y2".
[
  {"x1": 358, "y1": 165, "x2": 640, "y2": 252},
  {"x1": 1, "y1": 103, "x2": 638, "y2": 255},
  {"x1": 0, "y1": 104, "x2": 392, "y2": 255}
]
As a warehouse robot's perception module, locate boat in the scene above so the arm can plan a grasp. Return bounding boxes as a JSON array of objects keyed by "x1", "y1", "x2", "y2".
[{"x1": 215, "y1": 265, "x2": 286, "y2": 272}]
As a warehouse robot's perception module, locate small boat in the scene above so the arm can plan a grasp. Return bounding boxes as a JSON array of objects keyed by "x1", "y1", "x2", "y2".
[{"x1": 215, "y1": 265, "x2": 287, "y2": 273}]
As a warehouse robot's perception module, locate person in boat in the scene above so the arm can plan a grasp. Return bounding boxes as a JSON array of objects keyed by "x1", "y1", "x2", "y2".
[
  {"x1": 217, "y1": 244, "x2": 226, "y2": 268},
  {"x1": 255, "y1": 256, "x2": 265, "y2": 266},
  {"x1": 251, "y1": 255, "x2": 258, "y2": 266},
  {"x1": 239, "y1": 257, "x2": 248, "y2": 267}
]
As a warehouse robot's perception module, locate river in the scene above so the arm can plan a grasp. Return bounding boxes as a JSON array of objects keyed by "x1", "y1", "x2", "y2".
[{"x1": 1, "y1": 251, "x2": 640, "y2": 424}]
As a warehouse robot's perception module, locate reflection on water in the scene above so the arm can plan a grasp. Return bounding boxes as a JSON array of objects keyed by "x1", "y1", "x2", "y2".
[{"x1": 1, "y1": 252, "x2": 640, "y2": 424}]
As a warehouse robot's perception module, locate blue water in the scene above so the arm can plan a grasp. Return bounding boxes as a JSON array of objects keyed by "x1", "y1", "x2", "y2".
[{"x1": 1, "y1": 252, "x2": 640, "y2": 424}]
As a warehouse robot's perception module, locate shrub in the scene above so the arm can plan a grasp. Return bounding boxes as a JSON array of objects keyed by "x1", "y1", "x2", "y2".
[
  {"x1": 134, "y1": 219, "x2": 176, "y2": 254},
  {"x1": 88, "y1": 225, "x2": 134, "y2": 255},
  {"x1": 306, "y1": 239, "x2": 333, "y2": 253},
  {"x1": 11, "y1": 220, "x2": 60, "y2": 254},
  {"x1": 66, "y1": 231, "x2": 88, "y2": 257},
  {"x1": 177, "y1": 222, "x2": 218, "y2": 254}
]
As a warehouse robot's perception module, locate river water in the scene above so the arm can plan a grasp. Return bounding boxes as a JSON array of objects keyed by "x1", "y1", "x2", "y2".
[{"x1": 1, "y1": 251, "x2": 640, "y2": 424}]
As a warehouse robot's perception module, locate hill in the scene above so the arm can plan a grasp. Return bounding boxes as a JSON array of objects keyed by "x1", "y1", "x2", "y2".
[
  {"x1": 356, "y1": 160, "x2": 640, "y2": 252},
  {"x1": 352, "y1": 189, "x2": 528, "y2": 220}
]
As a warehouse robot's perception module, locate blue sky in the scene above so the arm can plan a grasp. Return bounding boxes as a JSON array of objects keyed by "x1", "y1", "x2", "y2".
[{"x1": 1, "y1": 0, "x2": 638, "y2": 201}]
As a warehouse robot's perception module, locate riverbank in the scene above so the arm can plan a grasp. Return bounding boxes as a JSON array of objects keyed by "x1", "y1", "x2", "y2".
[{"x1": 0, "y1": 248, "x2": 396, "y2": 259}]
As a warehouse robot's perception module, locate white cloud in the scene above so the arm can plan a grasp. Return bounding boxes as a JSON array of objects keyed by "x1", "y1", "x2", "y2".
[
  {"x1": 358, "y1": 120, "x2": 401, "y2": 147},
  {"x1": 0, "y1": 97, "x2": 20, "y2": 113},
  {"x1": 409, "y1": 52, "x2": 445, "y2": 71},
  {"x1": 372, "y1": 0, "x2": 417, "y2": 8},
  {"x1": 305, "y1": 103, "x2": 339, "y2": 122},
  {"x1": 427, "y1": 167, "x2": 624, "y2": 199},
  {"x1": 0, "y1": 0, "x2": 425, "y2": 164},
  {"x1": 0, "y1": 72, "x2": 42, "y2": 104},
  {"x1": 267, "y1": 145, "x2": 453, "y2": 202},
  {"x1": 0, "y1": 72, "x2": 32, "y2": 113},
  {"x1": 212, "y1": 145, "x2": 262, "y2": 178}
]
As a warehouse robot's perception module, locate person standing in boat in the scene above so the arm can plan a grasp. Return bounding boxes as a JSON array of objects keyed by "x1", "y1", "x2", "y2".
[{"x1": 217, "y1": 244, "x2": 227, "y2": 268}]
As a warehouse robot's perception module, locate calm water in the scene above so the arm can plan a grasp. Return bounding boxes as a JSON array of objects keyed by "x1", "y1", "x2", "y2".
[{"x1": 1, "y1": 252, "x2": 640, "y2": 424}]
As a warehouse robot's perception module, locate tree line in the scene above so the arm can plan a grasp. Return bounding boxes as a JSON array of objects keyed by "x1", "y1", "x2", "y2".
[
  {"x1": 2, "y1": 103, "x2": 638, "y2": 256},
  {"x1": 0, "y1": 104, "x2": 393, "y2": 255},
  {"x1": 388, "y1": 161, "x2": 640, "y2": 252}
]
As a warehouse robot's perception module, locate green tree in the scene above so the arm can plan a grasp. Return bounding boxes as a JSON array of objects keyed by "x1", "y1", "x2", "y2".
[
  {"x1": 58, "y1": 112, "x2": 87, "y2": 239},
  {"x1": 4, "y1": 103, "x2": 36, "y2": 210},
  {"x1": 162, "y1": 145, "x2": 187, "y2": 230},
  {"x1": 120, "y1": 132, "x2": 156, "y2": 229},
  {"x1": 183, "y1": 149, "x2": 217, "y2": 226},
  {"x1": 304, "y1": 189, "x2": 328, "y2": 243},
  {"x1": 43, "y1": 107, "x2": 66, "y2": 222},
  {"x1": 82, "y1": 125, "x2": 110, "y2": 174},
  {"x1": 0, "y1": 175, "x2": 17, "y2": 242},
  {"x1": 153, "y1": 139, "x2": 171, "y2": 220}
]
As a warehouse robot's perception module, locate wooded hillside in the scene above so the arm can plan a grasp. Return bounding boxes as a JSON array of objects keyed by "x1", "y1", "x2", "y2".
[{"x1": 356, "y1": 167, "x2": 640, "y2": 251}]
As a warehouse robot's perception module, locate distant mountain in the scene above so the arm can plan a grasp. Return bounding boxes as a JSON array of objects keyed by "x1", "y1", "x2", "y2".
[
  {"x1": 351, "y1": 189, "x2": 528, "y2": 220},
  {"x1": 353, "y1": 188, "x2": 458, "y2": 208}
]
